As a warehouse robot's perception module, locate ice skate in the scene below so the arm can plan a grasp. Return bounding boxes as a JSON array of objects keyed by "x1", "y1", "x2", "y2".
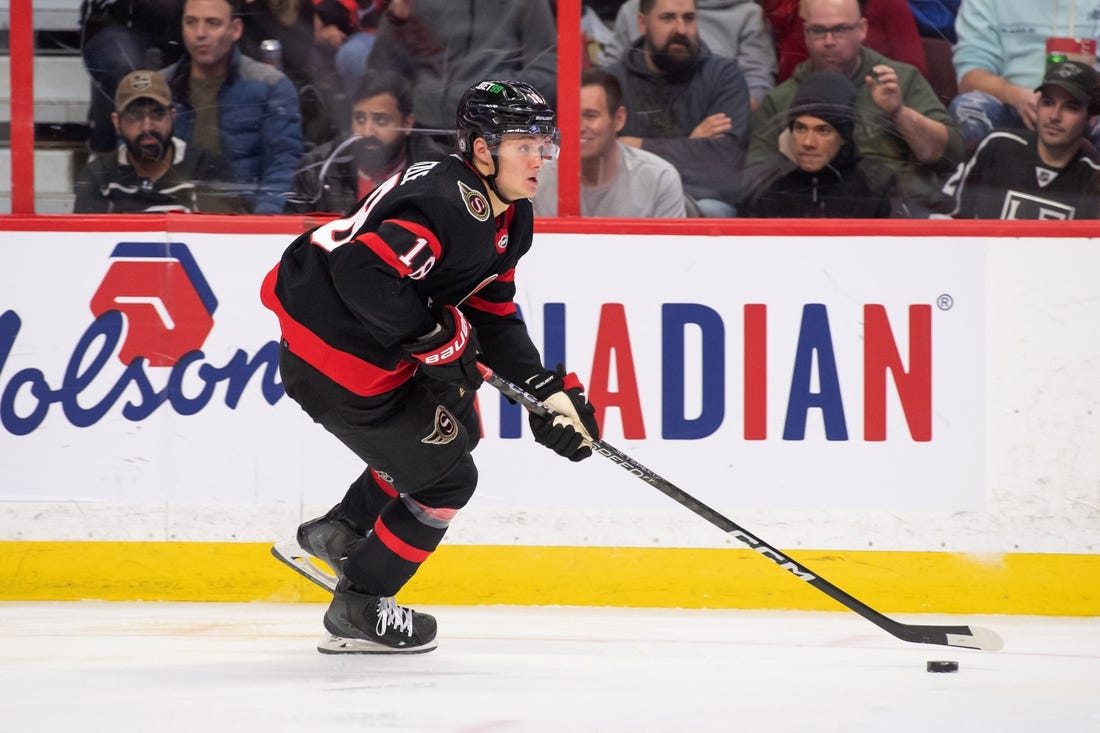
[
  {"x1": 270, "y1": 510, "x2": 362, "y2": 592},
  {"x1": 319, "y1": 581, "x2": 438, "y2": 654}
]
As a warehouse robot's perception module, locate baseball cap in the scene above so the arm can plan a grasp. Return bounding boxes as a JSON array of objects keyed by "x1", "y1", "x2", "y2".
[
  {"x1": 114, "y1": 70, "x2": 172, "y2": 112},
  {"x1": 1036, "y1": 61, "x2": 1099, "y2": 105}
]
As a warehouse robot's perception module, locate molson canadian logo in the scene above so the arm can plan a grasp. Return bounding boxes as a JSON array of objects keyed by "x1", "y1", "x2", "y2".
[
  {"x1": 491, "y1": 301, "x2": 934, "y2": 444},
  {"x1": 0, "y1": 242, "x2": 937, "y2": 446},
  {"x1": 0, "y1": 242, "x2": 282, "y2": 436}
]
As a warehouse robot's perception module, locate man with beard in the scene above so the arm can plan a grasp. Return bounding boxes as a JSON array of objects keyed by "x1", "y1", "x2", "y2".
[
  {"x1": 290, "y1": 71, "x2": 446, "y2": 214},
  {"x1": 597, "y1": 0, "x2": 776, "y2": 111},
  {"x1": 73, "y1": 69, "x2": 244, "y2": 213},
  {"x1": 942, "y1": 61, "x2": 1100, "y2": 220},
  {"x1": 605, "y1": 0, "x2": 751, "y2": 217}
]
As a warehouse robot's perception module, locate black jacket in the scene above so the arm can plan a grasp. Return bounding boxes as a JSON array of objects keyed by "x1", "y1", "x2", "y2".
[
  {"x1": 289, "y1": 133, "x2": 448, "y2": 215},
  {"x1": 742, "y1": 154, "x2": 897, "y2": 218},
  {"x1": 73, "y1": 138, "x2": 245, "y2": 214}
]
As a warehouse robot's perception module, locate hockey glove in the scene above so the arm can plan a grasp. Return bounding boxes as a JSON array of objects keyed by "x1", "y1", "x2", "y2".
[
  {"x1": 525, "y1": 365, "x2": 600, "y2": 462},
  {"x1": 405, "y1": 305, "x2": 482, "y2": 391}
]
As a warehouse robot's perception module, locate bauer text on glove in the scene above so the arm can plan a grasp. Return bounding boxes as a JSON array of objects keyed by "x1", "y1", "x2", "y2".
[{"x1": 404, "y1": 305, "x2": 482, "y2": 391}]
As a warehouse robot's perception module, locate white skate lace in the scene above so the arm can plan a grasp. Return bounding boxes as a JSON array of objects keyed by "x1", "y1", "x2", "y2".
[{"x1": 375, "y1": 597, "x2": 414, "y2": 638}]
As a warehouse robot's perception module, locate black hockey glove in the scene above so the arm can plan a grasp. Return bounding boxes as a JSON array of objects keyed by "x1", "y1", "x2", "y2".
[
  {"x1": 525, "y1": 365, "x2": 600, "y2": 462},
  {"x1": 405, "y1": 305, "x2": 482, "y2": 391}
]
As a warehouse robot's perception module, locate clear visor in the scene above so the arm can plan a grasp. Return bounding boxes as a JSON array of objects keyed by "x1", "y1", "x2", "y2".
[{"x1": 492, "y1": 131, "x2": 561, "y2": 161}]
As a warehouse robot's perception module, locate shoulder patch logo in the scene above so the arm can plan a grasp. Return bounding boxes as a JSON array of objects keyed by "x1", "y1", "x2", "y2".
[
  {"x1": 458, "y1": 180, "x2": 491, "y2": 222},
  {"x1": 422, "y1": 405, "x2": 460, "y2": 445}
]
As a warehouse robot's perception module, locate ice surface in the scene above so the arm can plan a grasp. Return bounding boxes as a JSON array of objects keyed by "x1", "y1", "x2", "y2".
[{"x1": 0, "y1": 602, "x2": 1096, "y2": 732}]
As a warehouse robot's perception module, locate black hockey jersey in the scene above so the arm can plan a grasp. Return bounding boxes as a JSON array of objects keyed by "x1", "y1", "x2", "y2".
[
  {"x1": 261, "y1": 155, "x2": 544, "y2": 396},
  {"x1": 943, "y1": 130, "x2": 1100, "y2": 219}
]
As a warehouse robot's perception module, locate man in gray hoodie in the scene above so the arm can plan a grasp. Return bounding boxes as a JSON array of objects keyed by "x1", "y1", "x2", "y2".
[
  {"x1": 599, "y1": 0, "x2": 777, "y2": 110},
  {"x1": 605, "y1": 0, "x2": 751, "y2": 216}
]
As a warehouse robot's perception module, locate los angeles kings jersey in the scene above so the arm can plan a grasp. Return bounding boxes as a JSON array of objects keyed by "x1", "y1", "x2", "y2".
[
  {"x1": 261, "y1": 155, "x2": 544, "y2": 396},
  {"x1": 943, "y1": 130, "x2": 1100, "y2": 219}
]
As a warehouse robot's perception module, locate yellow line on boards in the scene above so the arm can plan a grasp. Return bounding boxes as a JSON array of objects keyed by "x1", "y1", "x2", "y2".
[{"x1": 0, "y1": 542, "x2": 1096, "y2": 616}]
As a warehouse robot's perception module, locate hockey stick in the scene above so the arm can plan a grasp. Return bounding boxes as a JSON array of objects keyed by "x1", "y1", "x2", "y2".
[{"x1": 479, "y1": 362, "x2": 1004, "y2": 652}]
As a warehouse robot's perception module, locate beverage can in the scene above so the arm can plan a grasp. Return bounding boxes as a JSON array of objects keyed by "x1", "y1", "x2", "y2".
[
  {"x1": 1045, "y1": 37, "x2": 1097, "y2": 71},
  {"x1": 259, "y1": 39, "x2": 283, "y2": 70}
]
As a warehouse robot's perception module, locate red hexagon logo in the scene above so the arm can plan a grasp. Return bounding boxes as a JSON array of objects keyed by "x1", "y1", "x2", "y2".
[{"x1": 89, "y1": 242, "x2": 218, "y2": 367}]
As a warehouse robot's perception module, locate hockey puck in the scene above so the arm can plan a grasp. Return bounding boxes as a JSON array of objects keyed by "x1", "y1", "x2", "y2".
[{"x1": 926, "y1": 660, "x2": 959, "y2": 673}]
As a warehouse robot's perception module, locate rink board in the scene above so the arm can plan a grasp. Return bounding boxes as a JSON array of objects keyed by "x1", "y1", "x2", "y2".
[{"x1": 1, "y1": 217, "x2": 1098, "y2": 613}]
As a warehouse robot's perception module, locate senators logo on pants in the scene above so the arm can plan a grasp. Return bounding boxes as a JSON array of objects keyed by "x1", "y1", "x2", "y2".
[{"x1": 422, "y1": 405, "x2": 459, "y2": 445}]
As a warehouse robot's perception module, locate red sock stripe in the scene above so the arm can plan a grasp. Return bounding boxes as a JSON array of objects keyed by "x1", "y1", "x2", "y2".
[
  {"x1": 373, "y1": 518, "x2": 432, "y2": 563},
  {"x1": 370, "y1": 469, "x2": 399, "y2": 497}
]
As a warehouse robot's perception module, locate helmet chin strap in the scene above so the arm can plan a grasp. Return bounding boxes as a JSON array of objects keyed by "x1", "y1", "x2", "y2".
[{"x1": 482, "y1": 150, "x2": 515, "y2": 205}]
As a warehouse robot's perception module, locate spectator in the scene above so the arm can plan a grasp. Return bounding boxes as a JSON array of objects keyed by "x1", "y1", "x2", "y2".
[
  {"x1": 942, "y1": 61, "x2": 1100, "y2": 220},
  {"x1": 161, "y1": 0, "x2": 304, "y2": 213},
  {"x1": 597, "y1": 0, "x2": 777, "y2": 109},
  {"x1": 587, "y1": 0, "x2": 629, "y2": 23},
  {"x1": 237, "y1": 0, "x2": 340, "y2": 145},
  {"x1": 749, "y1": 0, "x2": 961, "y2": 215},
  {"x1": 950, "y1": 0, "x2": 1100, "y2": 155},
  {"x1": 80, "y1": 0, "x2": 186, "y2": 153},
  {"x1": 907, "y1": 0, "x2": 959, "y2": 43},
  {"x1": 605, "y1": 0, "x2": 751, "y2": 217},
  {"x1": 741, "y1": 70, "x2": 897, "y2": 217},
  {"x1": 366, "y1": 0, "x2": 558, "y2": 148},
  {"x1": 533, "y1": 68, "x2": 686, "y2": 217},
  {"x1": 74, "y1": 70, "x2": 245, "y2": 213},
  {"x1": 315, "y1": 0, "x2": 387, "y2": 99},
  {"x1": 761, "y1": 0, "x2": 927, "y2": 83},
  {"x1": 290, "y1": 70, "x2": 446, "y2": 214}
]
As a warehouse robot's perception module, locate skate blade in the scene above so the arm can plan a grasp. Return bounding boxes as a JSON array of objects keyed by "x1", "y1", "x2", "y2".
[
  {"x1": 270, "y1": 539, "x2": 338, "y2": 592},
  {"x1": 317, "y1": 633, "x2": 438, "y2": 655}
]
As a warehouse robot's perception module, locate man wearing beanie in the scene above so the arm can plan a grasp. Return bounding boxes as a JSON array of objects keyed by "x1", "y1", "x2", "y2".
[
  {"x1": 943, "y1": 61, "x2": 1100, "y2": 220},
  {"x1": 741, "y1": 70, "x2": 897, "y2": 217},
  {"x1": 748, "y1": 0, "x2": 961, "y2": 215}
]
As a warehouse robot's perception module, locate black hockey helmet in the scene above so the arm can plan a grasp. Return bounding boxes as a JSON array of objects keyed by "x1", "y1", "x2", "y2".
[{"x1": 456, "y1": 80, "x2": 559, "y2": 161}]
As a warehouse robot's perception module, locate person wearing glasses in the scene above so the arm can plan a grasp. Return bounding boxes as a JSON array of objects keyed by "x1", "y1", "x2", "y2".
[
  {"x1": 748, "y1": 0, "x2": 962, "y2": 216},
  {"x1": 73, "y1": 70, "x2": 245, "y2": 214},
  {"x1": 760, "y1": 0, "x2": 927, "y2": 83}
]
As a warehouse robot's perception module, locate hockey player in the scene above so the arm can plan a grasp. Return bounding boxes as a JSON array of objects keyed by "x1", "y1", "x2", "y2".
[
  {"x1": 943, "y1": 61, "x2": 1100, "y2": 220},
  {"x1": 260, "y1": 80, "x2": 601, "y2": 654}
]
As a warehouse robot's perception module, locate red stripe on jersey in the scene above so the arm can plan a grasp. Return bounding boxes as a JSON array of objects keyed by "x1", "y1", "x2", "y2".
[
  {"x1": 370, "y1": 468, "x2": 399, "y2": 497},
  {"x1": 496, "y1": 268, "x2": 516, "y2": 282},
  {"x1": 386, "y1": 218, "x2": 443, "y2": 259},
  {"x1": 357, "y1": 220, "x2": 442, "y2": 278},
  {"x1": 260, "y1": 264, "x2": 416, "y2": 395},
  {"x1": 356, "y1": 231, "x2": 412, "y2": 276},
  {"x1": 465, "y1": 294, "x2": 517, "y2": 316},
  {"x1": 373, "y1": 518, "x2": 432, "y2": 563}
]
